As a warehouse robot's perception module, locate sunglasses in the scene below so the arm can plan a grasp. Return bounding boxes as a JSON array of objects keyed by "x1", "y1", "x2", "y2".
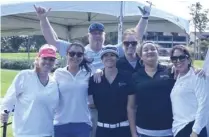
[
  {"x1": 170, "y1": 55, "x2": 188, "y2": 63},
  {"x1": 123, "y1": 41, "x2": 138, "y2": 47},
  {"x1": 42, "y1": 57, "x2": 56, "y2": 62},
  {"x1": 68, "y1": 51, "x2": 84, "y2": 58}
]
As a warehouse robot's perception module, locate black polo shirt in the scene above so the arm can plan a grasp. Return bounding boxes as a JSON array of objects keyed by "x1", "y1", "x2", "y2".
[
  {"x1": 132, "y1": 64, "x2": 175, "y2": 130},
  {"x1": 117, "y1": 56, "x2": 143, "y2": 73},
  {"x1": 88, "y1": 70, "x2": 135, "y2": 124}
]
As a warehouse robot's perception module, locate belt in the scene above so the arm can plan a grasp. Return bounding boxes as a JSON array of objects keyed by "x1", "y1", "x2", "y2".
[{"x1": 97, "y1": 120, "x2": 129, "y2": 128}]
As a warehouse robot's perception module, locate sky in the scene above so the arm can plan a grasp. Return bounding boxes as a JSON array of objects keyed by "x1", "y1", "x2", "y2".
[{"x1": 149, "y1": 0, "x2": 209, "y2": 20}]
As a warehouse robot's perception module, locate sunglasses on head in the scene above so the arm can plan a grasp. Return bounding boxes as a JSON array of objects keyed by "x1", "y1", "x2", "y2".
[
  {"x1": 42, "y1": 57, "x2": 56, "y2": 62},
  {"x1": 68, "y1": 51, "x2": 84, "y2": 58},
  {"x1": 123, "y1": 41, "x2": 138, "y2": 47},
  {"x1": 170, "y1": 55, "x2": 188, "y2": 63}
]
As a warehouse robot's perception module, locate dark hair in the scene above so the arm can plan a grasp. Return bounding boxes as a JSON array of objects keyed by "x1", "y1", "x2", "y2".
[
  {"x1": 137, "y1": 41, "x2": 160, "y2": 57},
  {"x1": 170, "y1": 45, "x2": 193, "y2": 68},
  {"x1": 67, "y1": 42, "x2": 92, "y2": 74}
]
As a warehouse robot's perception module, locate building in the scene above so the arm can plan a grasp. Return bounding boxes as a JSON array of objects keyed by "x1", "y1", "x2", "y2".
[{"x1": 143, "y1": 32, "x2": 188, "y2": 48}]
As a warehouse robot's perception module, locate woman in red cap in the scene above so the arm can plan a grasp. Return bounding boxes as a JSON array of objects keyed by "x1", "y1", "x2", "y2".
[{"x1": 0, "y1": 44, "x2": 59, "y2": 137}]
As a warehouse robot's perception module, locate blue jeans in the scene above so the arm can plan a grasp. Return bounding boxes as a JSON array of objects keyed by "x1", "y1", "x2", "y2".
[{"x1": 54, "y1": 123, "x2": 91, "y2": 137}]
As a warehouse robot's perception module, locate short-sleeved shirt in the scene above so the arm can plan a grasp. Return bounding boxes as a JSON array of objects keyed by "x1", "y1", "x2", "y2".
[
  {"x1": 132, "y1": 64, "x2": 175, "y2": 136},
  {"x1": 117, "y1": 56, "x2": 143, "y2": 73},
  {"x1": 88, "y1": 70, "x2": 134, "y2": 124},
  {"x1": 56, "y1": 40, "x2": 124, "y2": 70},
  {"x1": 53, "y1": 66, "x2": 92, "y2": 125}
]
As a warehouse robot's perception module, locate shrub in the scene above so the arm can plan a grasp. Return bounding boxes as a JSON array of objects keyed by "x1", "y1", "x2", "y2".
[
  {"x1": 1, "y1": 58, "x2": 62, "y2": 71},
  {"x1": 1, "y1": 59, "x2": 33, "y2": 70}
]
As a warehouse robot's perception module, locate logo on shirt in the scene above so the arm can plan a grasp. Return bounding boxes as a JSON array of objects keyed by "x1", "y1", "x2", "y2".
[
  {"x1": 118, "y1": 82, "x2": 127, "y2": 87},
  {"x1": 160, "y1": 75, "x2": 169, "y2": 79}
]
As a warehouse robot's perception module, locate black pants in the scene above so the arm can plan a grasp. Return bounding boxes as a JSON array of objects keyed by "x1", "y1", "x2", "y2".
[
  {"x1": 175, "y1": 121, "x2": 207, "y2": 137},
  {"x1": 96, "y1": 126, "x2": 131, "y2": 137}
]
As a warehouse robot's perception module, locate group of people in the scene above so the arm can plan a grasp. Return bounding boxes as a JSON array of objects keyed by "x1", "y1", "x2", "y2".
[{"x1": 1, "y1": 3, "x2": 209, "y2": 137}]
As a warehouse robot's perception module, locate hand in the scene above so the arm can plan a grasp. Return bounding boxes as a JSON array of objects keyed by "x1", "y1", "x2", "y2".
[
  {"x1": 195, "y1": 68, "x2": 206, "y2": 78},
  {"x1": 138, "y1": 4, "x2": 151, "y2": 18},
  {"x1": 34, "y1": 5, "x2": 51, "y2": 20},
  {"x1": 190, "y1": 131, "x2": 198, "y2": 137},
  {"x1": 93, "y1": 69, "x2": 103, "y2": 83},
  {"x1": 0, "y1": 111, "x2": 9, "y2": 123}
]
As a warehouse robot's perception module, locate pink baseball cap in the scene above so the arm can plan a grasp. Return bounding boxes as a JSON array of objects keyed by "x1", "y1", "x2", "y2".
[{"x1": 38, "y1": 45, "x2": 57, "y2": 58}]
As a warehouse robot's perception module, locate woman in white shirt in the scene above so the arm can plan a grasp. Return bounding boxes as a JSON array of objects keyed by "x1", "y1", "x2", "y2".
[
  {"x1": 53, "y1": 42, "x2": 94, "y2": 137},
  {"x1": 170, "y1": 45, "x2": 209, "y2": 137},
  {"x1": 0, "y1": 44, "x2": 59, "y2": 137}
]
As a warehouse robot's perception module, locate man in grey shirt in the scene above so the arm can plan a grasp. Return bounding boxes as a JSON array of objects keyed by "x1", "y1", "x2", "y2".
[{"x1": 35, "y1": 3, "x2": 151, "y2": 137}]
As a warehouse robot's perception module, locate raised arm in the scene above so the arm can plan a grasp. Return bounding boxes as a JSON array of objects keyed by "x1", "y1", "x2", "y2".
[
  {"x1": 34, "y1": 5, "x2": 58, "y2": 47},
  {"x1": 136, "y1": 5, "x2": 152, "y2": 42}
]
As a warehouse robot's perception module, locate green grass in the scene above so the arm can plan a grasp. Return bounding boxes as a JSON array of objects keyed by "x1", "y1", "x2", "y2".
[
  {"x1": 193, "y1": 60, "x2": 204, "y2": 68},
  {"x1": 1, "y1": 69, "x2": 19, "y2": 97},
  {"x1": 1, "y1": 53, "x2": 37, "y2": 60},
  {"x1": 1, "y1": 53, "x2": 61, "y2": 60}
]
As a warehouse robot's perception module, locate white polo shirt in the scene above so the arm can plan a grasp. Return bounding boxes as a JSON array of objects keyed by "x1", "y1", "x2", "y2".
[
  {"x1": 1, "y1": 70, "x2": 59, "y2": 137},
  {"x1": 170, "y1": 68, "x2": 209, "y2": 136},
  {"x1": 53, "y1": 66, "x2": 92, "y2": 125}
]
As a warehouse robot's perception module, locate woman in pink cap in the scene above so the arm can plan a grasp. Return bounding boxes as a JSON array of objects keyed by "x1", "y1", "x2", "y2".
[{"x1": 0, "y1": 44, "x2": 59, "y2": 137}]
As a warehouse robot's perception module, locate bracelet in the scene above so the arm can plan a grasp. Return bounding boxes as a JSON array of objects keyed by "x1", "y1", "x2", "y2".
[{"x1": 142, "y1": 17, "x2": 149, "y2": 19}]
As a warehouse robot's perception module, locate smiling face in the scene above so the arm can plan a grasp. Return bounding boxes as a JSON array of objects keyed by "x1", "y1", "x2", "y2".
[
  {"x1": 171, "y1": 49, "x2": 191, "y2": 74},
  {"x1": 102, "y1": 52, "x2": 117, "y2": 68},
  {"x1": 38, "y1": 57, "x2": 56, "y2": 73},
  {"x1": 67, "y1": 44, "x2": 84, "y2": 67},
  {"x1": 141, "y1": 43, "x2": 159, "y2": 65},
  {"x1": 123, "y1": 34, "x2": 138, "y2": 56},
  {"x1": 88, "y1": 30, "x2": 105, "y2": 50}
]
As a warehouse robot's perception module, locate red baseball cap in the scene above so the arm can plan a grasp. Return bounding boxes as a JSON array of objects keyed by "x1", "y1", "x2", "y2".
[{"x1": 38, "y1": 45, "x2": 57, "y2": 58}]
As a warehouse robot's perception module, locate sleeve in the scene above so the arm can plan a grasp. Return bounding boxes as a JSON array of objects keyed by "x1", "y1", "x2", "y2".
[
  {"x1": 192, "y1": 76, "x2": 209, "y2": 134},
  {"x1": 1, "y1": 71, "x2": 25, "y2": 112},
  {"x1": 88, "y1": 76, "x2": 95, "y2": 96},
  {"x1": 56, "y1": 39, "x2": 71, "y2": 57}
]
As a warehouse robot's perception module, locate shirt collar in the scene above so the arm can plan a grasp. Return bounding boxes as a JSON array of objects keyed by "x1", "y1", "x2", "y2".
[{"x1": 177, "y1": 67, "x2": 195, "y2": 80}]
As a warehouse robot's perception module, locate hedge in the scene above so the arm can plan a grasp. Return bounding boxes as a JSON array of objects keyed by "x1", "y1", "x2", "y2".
[{"x1": 1, "y1": 58, "x2": 62, "y2": 71}]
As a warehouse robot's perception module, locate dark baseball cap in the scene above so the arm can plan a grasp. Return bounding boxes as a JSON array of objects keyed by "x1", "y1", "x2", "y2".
[{"x1": 88, "y1": 22, "x2": 105, "y2": 33}]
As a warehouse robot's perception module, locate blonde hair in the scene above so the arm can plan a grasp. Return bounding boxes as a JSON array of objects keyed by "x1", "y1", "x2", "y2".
[
  {"x1": 34, "y1": 56, "x2": 41, "y2": 72},
  {"x1": 122, "y1": 28, "x2": 137, "y2": 41}
]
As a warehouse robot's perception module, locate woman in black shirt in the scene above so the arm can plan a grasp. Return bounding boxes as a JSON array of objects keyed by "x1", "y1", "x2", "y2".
[
  {"x1": 117, "y1": 28, "x2": 143, "y2": 73},
  {"x1": 88, "y1": 45, "x2": 136, "y2": 137},
  {"x1": 132, "y1": 42, "x2": 175, "y2": 137}
]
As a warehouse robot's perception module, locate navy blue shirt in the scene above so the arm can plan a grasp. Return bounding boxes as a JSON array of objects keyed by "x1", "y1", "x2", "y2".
[
  {"x1": 117, "y1": 56, "x2": 143, "y2": 74},
  {"x1": 88, "y1": 70, "x2": 135, "y2": 124},
  {"x1": 132, "y1": 64, "x2": 175, "y2": 130}
]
